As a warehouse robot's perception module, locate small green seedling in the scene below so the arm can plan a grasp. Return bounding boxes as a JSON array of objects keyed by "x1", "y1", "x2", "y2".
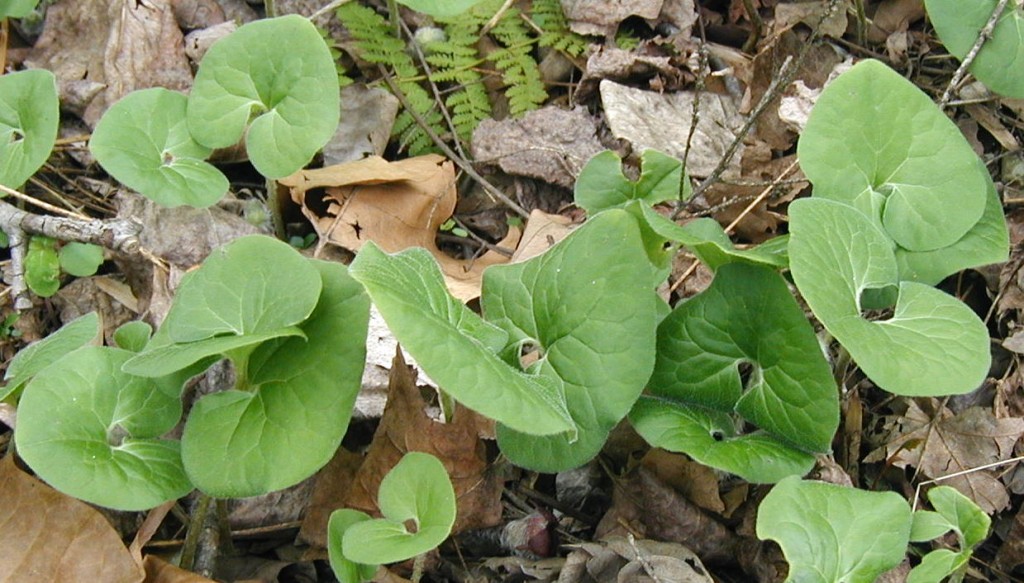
[
  {"x1": 0, "y1": 68, "x2": 58, "y2": 189},
  {"x1": 908, "y1": 486, "x2": 991, "y2": 583},
  {"x1": 21, "y1": 236, "x2": 105, "y2": 297},
  {"x1": 14, "y1": 235, "x2": 371, "y2": 506},
  {"x1": 926, "y1": 0, "x2": 1024, "y2": 98},
  {"x1": 187, "y1": 15, "x2": 340, "y2": 179},
  {"x1": 90, "y1": 88, "x2": 228, "y2": 208},
  {"x1": 757, "y1": 476, "x2": 913, "y2": 583},
  {"x1": 328, "y1": 452, "x2": 456, "y2": 582}
]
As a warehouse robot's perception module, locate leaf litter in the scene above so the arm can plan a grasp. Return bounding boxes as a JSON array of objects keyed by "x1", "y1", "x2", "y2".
[{"x1": 1, "y1": 0, "x2": 1024, "y2": 581}]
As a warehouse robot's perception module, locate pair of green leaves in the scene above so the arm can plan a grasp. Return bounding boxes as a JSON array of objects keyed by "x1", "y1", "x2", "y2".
[
  {"x1": 793, "y1": 59, "x2": 1002, "y2": 397},
  {"x1": 90, "y1": 15, "x2": 340, "y2": 207},
  {"x1": 756, "y1": 478, "x2": 990, "y2": 583},
  {"x1": 327, "y1": 453, "x2": 456, "y2": 582},
  {"x1": 14, "y1": 235, "x2": 370, "y2": 508},
  {"x1": 351, "y1": 209, "x2": 659, "y2": 473},
  {"x1": 23, "y1": 236, "x2": 105, "y2": 297}
]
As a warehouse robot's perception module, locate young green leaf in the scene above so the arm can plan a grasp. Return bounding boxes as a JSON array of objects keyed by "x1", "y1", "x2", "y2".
[
  {"x1": 925, "y1": 0, "x2": 1024, "y2": 98},
  {"x1": 187, "y1": 15, "x2": 341, "y2": 179},
  {"x1": 641, "y1": 206, "x2": 788, "y2": 270},
  {"x1": 90, "y1": 88, "x2": 228, "y2": 208},
  {"x1": 341, "y1": 453, "x2": 457, "y2": 565},
  {"x1": 122, "y1": 327, "x2": 306, "y2": 378},
  {"x1": 58, "y1": 242, "x2": 104, "y2": 277},
  {"x1": 895, "y1": 169, "x2": 1009, "y2": 285},
  {"x1": 349, "y1": 243, "x2": 576, "y2": 438},
  {"x1": 907, "y1": 486, "x2": 990, "y2": 583},
  {"x1": 180, "y1": 259, "x2": 369, "y2": 497},
  {"x1": 799, "y1": 59, "x2": 987, "y2": 253},
  {"x1": 0, "y1": 69, "x2": 58, "y2": 188},
  {"x1": 757, "y1": 476, "x2": 913, "y2": 583},
  {"x1": 328, "y1": 509, "x2": 379, "y2": 583},
  {"x1": 789, "y1": 198, "x2": 990, "y2": 396},
  {"x1": 485, "y1": 209, "x2": 659, "y2": 472},
  {"x1": 574, "y1": 149, "x2": 687, "y2": 215},
  {"x1": 0, "y1": 0, "x2": 41, "y2": 19},
  {"x1": 24, "y1": 235, "x2": 60, "y2": 297},
  {"x1": 395, "y1": 0, "x2": 486, "y2": 18},
  {"x1": 629, "y1": 397, "x2": 816, "y2": 483},
  {"x1": 113, "y1": 320, "x2": 152, "y2": 353},
  {"x1": 15, "y1": 346, "x2": 191, "y2": 511},
  {"x1": 156, "y1": 235, "x2": 322, "y2": 344},
  {"x1": 2, "y1": 311, "x2": 99, "y2": 400},
  {"x1": 630, "y1": 262, "x2": 837, "y2": 482}
]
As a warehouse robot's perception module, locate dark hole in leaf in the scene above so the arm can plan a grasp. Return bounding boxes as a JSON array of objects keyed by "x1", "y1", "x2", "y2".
[
  {"x1": 738, "y1": 361, "x2": 754, "y2": 387},
  {"x1": 520, "y1": 341, "x2": 542, "y2": 369},
  {"x1": 710, "y1": 429, "x2": 724, "y2": 442},
  {"x1": 684, "y1": 557, "x2": 706, "y2": 575},
  {"x1": 351, "y1": 220, "x2": 363, "y2": 239},
  {"x1": 403, "y1": 518, "x2": 418, "y2": 534},
  {"x1": 162, "y1": 151, "x2": 174, "y2": 165},
  {"x1": 107, "y1": 423, "x2": 129, "y2": 447}
]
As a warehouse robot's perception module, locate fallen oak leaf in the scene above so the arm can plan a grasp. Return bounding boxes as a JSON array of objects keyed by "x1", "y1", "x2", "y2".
[
  {"x1": 867, "y1": 400, "x2": 1024, "y2": 513},
  {"x1": 280, "y1": 155, "x2": 519, "y2": 300}
]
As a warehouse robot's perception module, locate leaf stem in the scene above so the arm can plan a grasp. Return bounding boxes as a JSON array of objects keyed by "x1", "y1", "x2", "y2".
[{"x1": 179, "y1": 493, "x2": 212, "y2": 571}]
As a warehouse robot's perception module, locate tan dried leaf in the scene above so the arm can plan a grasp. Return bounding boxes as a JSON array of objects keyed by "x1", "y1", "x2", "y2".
[
  {"x1": 0, "y1": 455, "x2": 143, "y2": 582},
  {"x1": 873, "y1": 401, "x2": 1024, "y2": 513}
]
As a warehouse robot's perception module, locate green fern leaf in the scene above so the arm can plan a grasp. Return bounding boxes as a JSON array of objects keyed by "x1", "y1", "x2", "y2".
[{"x1": 533, "y1": 0, "x2": 590, "y2": 57}]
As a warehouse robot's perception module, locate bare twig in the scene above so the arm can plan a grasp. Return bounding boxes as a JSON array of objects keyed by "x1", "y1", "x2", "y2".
[
  {"x1": 378, "y1": 67, "x2": 531, "y2": 218},
  {"x1": 307, "y1": 0, "x2": 352, "y2": 22},
  {"x1": 0, "y1": 198, "x2": 140, "y2": 253},
  {"x1": 939, "y1": 0, "x2": 1011, "y2": 107},
  {"x1": 6, "y1": 227, "x2": 29, "y2": 310},
  {"x1": 741, "y1": 0, "x2": 764, "y2": 53},
  {"x1": 676, "y1": 0, "x2": 844, "y2": 218},
  {"x1": 481, "y1": 0, "x2": 517, "y2": 37}
]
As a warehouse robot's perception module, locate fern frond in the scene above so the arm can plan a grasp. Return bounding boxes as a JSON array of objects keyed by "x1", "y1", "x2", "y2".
[
  {"x1": 337, "y1": 3, "x2": 445, "y2": 155},
  {"x1": 532, "y1": 0, "x2": 590, "y2": 57},
  {"x1": 487, "y1": 6, "x2": 547, "y2": 116},
  {"x1": 426, "y1": 14, "x2": 493, "y2": 145}
]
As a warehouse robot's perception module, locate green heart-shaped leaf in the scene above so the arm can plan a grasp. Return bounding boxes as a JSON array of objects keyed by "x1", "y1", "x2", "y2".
[
  {"x1": 756, "y1": 476, "x2": 912, "y2": 583},
  {"x1": 181, "y1": 259, "x2": 369, "y2": 497},
  {"x1": 629, "y1": 262, "x2": 836, "y2": 482},
  {"x1": 187, "y1": 15, "x2": 341, "y2": 178},
  {"x1": 2, "y1": 311, "x2": 99, "y2": 401},
  {"x1": 0, "y1": 69, "x2": 58, "y2": 188},
  {"x1": 90, "y1": 88, "x2": 228, "y2": 208},
  {"x1": 788, "y1": 198, "x2": 990, "y2": 396},
  {"x1": 342, "y1": 453, "x2": 456, "y2": 565},
  {"x1": 926, "y1": 0, "x2": 1024, "y2": 98},
  {"x1": 328, "y1": 509, "x2": 378, "y2": 583},
  {"x1": 349, "y1": 243, "x2": 576, "y2": 438},
  {"x1": 486, "y1": 209, "x2": 659, "y2": 472},
  {"x1": 895, "y1": 167, "x2": 1009, "y2": 285},
  {"x1": 629, "y1": 397, "x2": 816, "y2": 483},
  {"x1": 113, "y1": 320, "x2": 153, "y2": 353},
  {"x1": 15, "y1": 346, "x2": 191, "y2": 511},
  {"x1": 799, "y1": 59, "x2": 988, "y2": 253},
  {"x1": 158, "y1": 235, "x2": 322, "y2": 344},
  {"x1": 575, "y1": 149, "x2": 687, "y2": 215}
]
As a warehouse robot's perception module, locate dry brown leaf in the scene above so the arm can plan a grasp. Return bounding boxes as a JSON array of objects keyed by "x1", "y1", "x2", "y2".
[
  {"x1": 0, "y1": 455, "x2": 143, "y2": 582},
  {"x1": 595, "y1": 466, "x2": 739, "y2": 565},
  {"x1": 869, "y1": 401, "x2": 1024, "y2": 513},
  {"x1": 640, "y1": 449, "x2": 725, "y2": 513},
  {"x1": 995, "y1": 499, "x2": 1024, "y2": 573},
  {"x1": 866, "y1": 0, "x2": 925, "y2": 43},
  {"x1": 344, "y1": 350, "x2": 504, "y2": 534},
  {"x1": 27, "y1": 0, "x2": 192, "y2": 126},
  {"x1": 771, "y1": 0, "x2": 850, "y2": 39},
  {"x1": 512, "y1": 210, "x2": 574, "y2": 263},
  {"x1": 297, "y1": 447, "x2": 365, "y2": 549},
  {"x1": 143, "y1": 556, "x2": 217, "y2": 583},
  {"x1": 472, "y1": 107, "x2": 604, "y2": 189},
  {"x1": 281, "y1": 155, "x2": 519, "y2": 301},
  {"x1": 562, "y1": 536, "x2": 713, "y2": 583},
  {"x1": 563, "y1": 0, "x2": 664, "y2": 36}
]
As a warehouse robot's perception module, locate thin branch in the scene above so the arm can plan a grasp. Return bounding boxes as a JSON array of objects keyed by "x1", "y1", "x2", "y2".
[
  {"x1": 481, "y1": 0, "x2": 517, "y2": 37},
  {"x1": 0, "y1": 199, "x2": 141, "y2": 253},
  {"x1": 378, "y1": 66, "x2": 531, "y2": 218},
  {"x1": 676, "y1": 0, "x2": 844, "y2": 218},
  {"x1": 939, "y1": 0, "x2": 1011, "y2": 107}
]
